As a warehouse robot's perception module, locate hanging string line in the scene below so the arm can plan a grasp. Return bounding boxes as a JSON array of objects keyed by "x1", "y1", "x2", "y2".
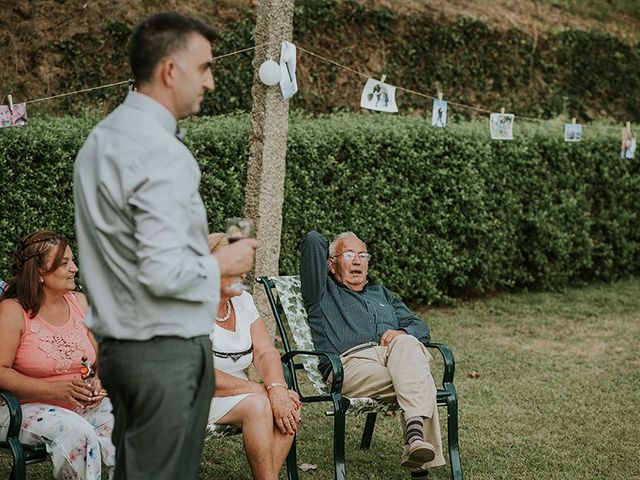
[
  {"x1": 298, "y1": 45, "x2": 482, "y2": 114},
  {"x1": 395, "y1": 85, "x2": 493, "y2": 115},
  {"x1": 297, "y1": 44, "x2": 624, "y2": 132},
  {"x1": 11, "y1": 40, "x2": 628, "y2": 133},
  {"x1": 297, "y1": 44, "x2": 508, "y2": 116},
  {"x1": 25, "y1": 80, "x2": 131, "y2": 105},
  {"x1": 20, "y1": 42, "x2": 272, "y2": 106},
  {"x1": 296, "y1": 46, "x2": 370, "y2": 80},
  {"x1": 210, "y1": 41, "x2": 271, "y2": 60}
]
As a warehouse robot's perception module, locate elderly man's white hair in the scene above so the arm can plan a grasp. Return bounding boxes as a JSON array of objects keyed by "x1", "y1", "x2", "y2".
[{"x1": 329, "y1": 232, "x2": 366, "y2": 257}]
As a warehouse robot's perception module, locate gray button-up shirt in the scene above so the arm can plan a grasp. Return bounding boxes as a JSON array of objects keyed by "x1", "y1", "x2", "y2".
[
  {"x1": 300, "y1": 231, "x2": 430, "y2": 374},
  {"x1": 74, "y1": 91, "x2": 219, "y2": 340}
]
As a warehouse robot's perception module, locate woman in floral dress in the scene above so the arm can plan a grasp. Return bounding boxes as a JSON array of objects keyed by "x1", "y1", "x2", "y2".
[{"x1": 0, "y1": 230, "x2": 115, "y2": 480}]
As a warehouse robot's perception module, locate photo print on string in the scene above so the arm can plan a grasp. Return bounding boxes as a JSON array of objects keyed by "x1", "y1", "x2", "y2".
[
  {"x1": 280, "y1": 41, "x2": 298, "y2": 100},
  {"x1": 489, "y1": 112, "x2": 514, "y2": 140},
  {"x1": 564, "y1": 123, "x2": 582, "y2": 142},
  {"x1": 621, "y1": 125, "x2": 636, "y2": 159},
  {"x1": 0, "y1": 103, "x2": 28, "y2": 128},
  {"x1": 360, "y1": 78, "x2": 398, "y2": 113},
  {"x1": 432, "y1": 98, "x2": 447, "y2": 127}
]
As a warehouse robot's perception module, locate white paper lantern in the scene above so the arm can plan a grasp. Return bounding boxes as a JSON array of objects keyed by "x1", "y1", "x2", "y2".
[{"x1": 258, "y1": 59, "x2": 281, "y2": 86}]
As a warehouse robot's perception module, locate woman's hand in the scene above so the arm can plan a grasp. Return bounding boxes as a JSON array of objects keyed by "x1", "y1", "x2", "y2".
[
  {"x1": 49, "y1": 379, "x2": 94, "y2": 408},
  {"x1": 270, "y1": 387, "x2": 302, "y2": 435},
  {"x1": 83, "y1": 377, "x2": 107, "y2": 410},
  {"x1": 287, "y1": 388, "x2": 301, "y2": 409}
]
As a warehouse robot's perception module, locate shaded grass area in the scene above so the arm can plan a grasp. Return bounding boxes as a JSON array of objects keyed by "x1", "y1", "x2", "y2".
[
  {"x1": 2, "y1": 279, "x2": 639, "y2": 479},
  {"x1": 539, "y1": 0, "x2": 640, "y2": 20},
  {"x1": 433, "y1": 279, "x2": 640, "y2": 480}
]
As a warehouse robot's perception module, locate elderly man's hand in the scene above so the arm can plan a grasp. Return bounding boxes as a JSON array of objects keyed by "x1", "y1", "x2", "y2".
[{"x1": 379, "y1": 329, "x2": 407, "y2": 346}]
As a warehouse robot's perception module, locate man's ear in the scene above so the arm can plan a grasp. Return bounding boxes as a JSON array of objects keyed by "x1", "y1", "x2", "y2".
[
  {"x1": 328, "y1": 258, "x2": 336, "y2": 274},
  {"x1": 157, "y1": 57, "x2": 177, "y2": 88}
]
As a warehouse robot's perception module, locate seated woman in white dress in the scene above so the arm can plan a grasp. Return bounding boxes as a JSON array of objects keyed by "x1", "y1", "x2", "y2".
[{"x1": 207, "y1": 233, "x2": 302, "y2": 480}]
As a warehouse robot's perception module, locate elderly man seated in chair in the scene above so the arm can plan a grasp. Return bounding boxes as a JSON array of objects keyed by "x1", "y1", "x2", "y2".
[{"x1": 300, "y1": 230, "x2": 445, "y2": 480}]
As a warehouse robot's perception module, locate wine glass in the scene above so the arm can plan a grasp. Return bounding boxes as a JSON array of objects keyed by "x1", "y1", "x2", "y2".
[{"x1": 225, "y1": 217, "x2": 255, "y2": 291}]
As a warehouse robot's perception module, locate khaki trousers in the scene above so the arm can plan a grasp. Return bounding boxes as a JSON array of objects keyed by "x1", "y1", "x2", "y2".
[{"x1": 340, "y1": 334, "x2": 445, "y2": 467}]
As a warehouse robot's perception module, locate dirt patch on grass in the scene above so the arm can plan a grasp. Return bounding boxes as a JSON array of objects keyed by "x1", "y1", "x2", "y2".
[
  {"x1": 0, "y1": 0, "x2": 250, "y2": 92},
  {"x1": 478, "y1": 311, "x2": 638, "y2": 361},
  {"x1": 1, "y1": 0, "x2": 638, "y2": 115},
  {"x1": 352, "y1": 0, "x2": 639, "y2": 41}
]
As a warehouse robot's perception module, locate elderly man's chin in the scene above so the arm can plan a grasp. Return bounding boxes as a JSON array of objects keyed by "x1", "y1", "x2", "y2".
[{"x1": 349, "y1": 272, "x2": 366, "y2": 283}]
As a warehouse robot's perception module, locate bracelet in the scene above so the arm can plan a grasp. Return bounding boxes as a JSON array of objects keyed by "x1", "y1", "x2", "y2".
[{"x1": 266, "y1": 382, "x2": 288, "y2": 391}]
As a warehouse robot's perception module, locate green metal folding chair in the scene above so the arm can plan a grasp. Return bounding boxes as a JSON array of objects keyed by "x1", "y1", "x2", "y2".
[
  {"x1": 0, "y1": 390, "x2": 49, "y2": 480},
  {"x1": 258, "y1": 275, "x2": 463, "y2": 480}
]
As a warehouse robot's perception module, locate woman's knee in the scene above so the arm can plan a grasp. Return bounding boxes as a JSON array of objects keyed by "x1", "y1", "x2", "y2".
[
  {"x1": 22, "y1": 406, "x2": 97, "y2": 442},
  {"x1": 243, "y1": 392, "x2": 273, "y2": 419},
  {"x1": 71, "y1": 415, "x2": 102, "y2": 444}
]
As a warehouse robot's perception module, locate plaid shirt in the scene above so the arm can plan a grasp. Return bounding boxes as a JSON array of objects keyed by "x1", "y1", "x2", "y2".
[{"x1": 300, "y1": 231, "x2": 431, "y2": 374}]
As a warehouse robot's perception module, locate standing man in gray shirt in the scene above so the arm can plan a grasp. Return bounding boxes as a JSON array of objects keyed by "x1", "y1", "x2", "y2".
[{"x1": 74, "y1": 12, "x2": 258, "y2": 480}]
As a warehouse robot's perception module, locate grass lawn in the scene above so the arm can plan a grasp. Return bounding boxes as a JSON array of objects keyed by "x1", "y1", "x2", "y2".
[{"x1": 3, "y1": 278, "x2": 639, "y2": 479}]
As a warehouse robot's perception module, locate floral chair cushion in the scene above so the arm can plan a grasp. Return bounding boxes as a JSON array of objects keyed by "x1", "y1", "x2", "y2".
[
  {"x1": 206, "y1": 422, "x2": 241, "y2": 439},
  {"x1": 271, "y1": 276, "x2": 328, "y2": 395}
]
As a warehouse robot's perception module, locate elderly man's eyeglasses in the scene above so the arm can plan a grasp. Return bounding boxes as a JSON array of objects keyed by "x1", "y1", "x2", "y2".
[{"x1": 332, "y1": 251, "x2": 371, "y2": 262}]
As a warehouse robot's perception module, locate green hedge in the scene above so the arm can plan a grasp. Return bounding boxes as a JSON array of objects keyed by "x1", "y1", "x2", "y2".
[{"x1": 1, "y1": 113, "x2": 638, "y2": 304}]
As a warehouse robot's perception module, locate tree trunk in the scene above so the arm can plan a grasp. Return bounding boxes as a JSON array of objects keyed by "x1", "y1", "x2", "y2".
[{"x1": 245, "y1": 0, "x2": 294, "y2": 334}]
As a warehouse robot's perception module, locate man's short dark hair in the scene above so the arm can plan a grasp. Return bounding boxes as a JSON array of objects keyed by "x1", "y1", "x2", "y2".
[{"x1": 129, "y1": 12, "x2": 216, "y2": 86}]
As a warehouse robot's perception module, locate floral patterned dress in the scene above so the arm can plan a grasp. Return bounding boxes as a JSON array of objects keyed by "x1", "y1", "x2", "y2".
[{"x1": 0, "y1": 293, "x2": 115, "y2": 480}]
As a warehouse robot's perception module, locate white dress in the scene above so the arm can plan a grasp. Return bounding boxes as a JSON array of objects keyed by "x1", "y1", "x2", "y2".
[{"x1": 207, "y1": 291, "x2": 259, "y2": 424}]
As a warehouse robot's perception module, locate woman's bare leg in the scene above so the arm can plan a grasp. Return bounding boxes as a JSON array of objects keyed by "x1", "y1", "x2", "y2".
[
  {"x1": 217, "y1": 393, "x2": 278, "y2": 480},
  {"x1": 271, "y1": 421, "x2": 296, "y2": 474}
]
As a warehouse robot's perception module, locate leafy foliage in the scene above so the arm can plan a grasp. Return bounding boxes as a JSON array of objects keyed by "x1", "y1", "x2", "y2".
[
  {"x1": 0, "y1": 113, "x2": 637, "y2": 304},
  {"x1": 10, "y1": 1, "x2": 640, "y2": 123}
]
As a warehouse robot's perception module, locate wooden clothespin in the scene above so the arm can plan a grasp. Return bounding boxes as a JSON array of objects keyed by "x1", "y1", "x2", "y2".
[
  {"x1": 572, "y1": 117, "x2": 576, "y2": 125},
  {"x1": 7, "y1": 94, "x2": 13, "y2": 113},
  {"x1": 500, "y1": 107, "x2": 505, "y2": 115},
  {"x1": 626, "y1": 121, "x2": 631, "y2": 132},
  {"x1": 379, "y1": 74, "x2": 386, "y2": 85},
  {"x1": 437, "y1": 92, "x2": 443, "y2": 102}
]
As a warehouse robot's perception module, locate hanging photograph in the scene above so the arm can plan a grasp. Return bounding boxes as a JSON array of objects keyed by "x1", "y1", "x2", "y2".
[
  {"x1": 360, "y1": 78, "x2": 398, "y2": 113},
  {"x1": 489, "y1": 112, "x2": 514, "y2": 140},
  {"x1": 621, "y1": 128, "x2": 636, "y2": 159},
  {"x1": 564, "y1": 123, "x2": 582, "y2": 142},
  {"x1": 431, "y1": 99, "x2": 447, "y2": 127},
  {"x1": 280, "y1": 41, "x2": 298, "y2": 100},
  {"x1": 0, "y1": 103, "x2": 28, "y2": 128}
]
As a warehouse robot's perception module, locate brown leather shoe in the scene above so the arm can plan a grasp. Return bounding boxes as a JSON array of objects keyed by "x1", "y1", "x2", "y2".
[{"x1": 400, "y1": 440, "x2": 436, "y2": 469}]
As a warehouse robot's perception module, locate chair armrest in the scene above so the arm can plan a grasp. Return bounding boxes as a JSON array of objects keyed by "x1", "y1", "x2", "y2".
[
  {"x1": 282, "y1": 361, "x2": 294, "y2": 389},
  {"x1": 0, "y1": 389, "x2": 22, "y2": 440},
  {"x1": 280, "y1": 350, "x2": 344, "y2": 396},
  {"x1": 425, "y1": 342, "x2": 456, "y2": 386}
]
